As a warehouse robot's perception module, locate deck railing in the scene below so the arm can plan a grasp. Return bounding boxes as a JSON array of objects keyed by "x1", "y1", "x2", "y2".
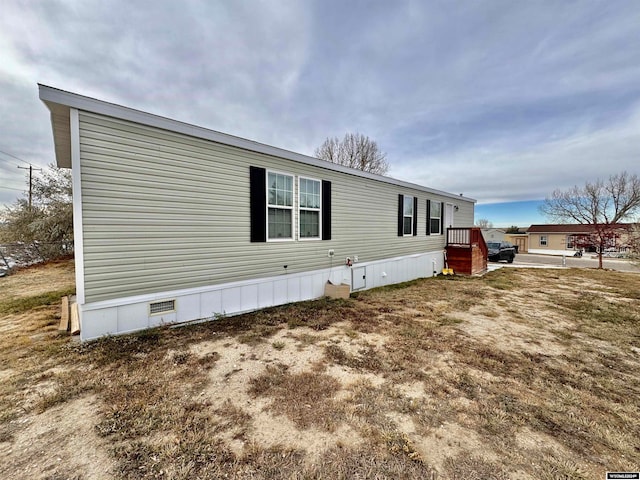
[{"x1": 447, "y1": 227, "x2": 488, "y2": 259}]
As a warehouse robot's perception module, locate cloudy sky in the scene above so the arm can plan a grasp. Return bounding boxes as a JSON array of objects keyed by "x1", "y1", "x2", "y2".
[{"x1": 1, "y1": 1, "x2": 639, "y2": 226}]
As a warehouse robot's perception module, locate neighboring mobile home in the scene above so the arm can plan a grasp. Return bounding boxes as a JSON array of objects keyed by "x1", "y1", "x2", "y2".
[
  {"x1": 527, "y1": 224, "x2": 632, "y2": 256},
  {"x1": 39, "y1": 85, "x2": 475, "y2": 340},
  {"x1": 504, "y1": 232, "x2": 528, "y2": 253},
  {"x1": 504, "y1": 228, "x2": 529, "y2": 253},
  {"x1": 480, "y1": 228, "x2": 505, "y2": 243}
]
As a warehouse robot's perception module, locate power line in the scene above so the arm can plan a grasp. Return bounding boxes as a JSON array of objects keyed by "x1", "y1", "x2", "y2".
[
  {"x1": 0, "y1": 149, "x2": 31, "y2": 166},
  {"x1": 0, "y1": 159, "x2": 17, "y2": 168}
]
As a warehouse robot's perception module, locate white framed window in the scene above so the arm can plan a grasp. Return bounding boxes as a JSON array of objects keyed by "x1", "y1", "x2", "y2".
[
  {"x1": 267, "y1": 171, "x2": 294, "y2": 240},
  {"x1": 540, "y1": 235, "x2": 548, "y2": 246},
  {"x1": 299, "y1": 177, "x2": 321, "y2": 240},
  {"x1": 403, "y1": 195, "x2": 414, "y2": 235},
  {"x1": 430, "y1": 201, "x2": 442, "y2": 235},
  {"x1": 567, "y1": 235, "x2": 575, "y2": 249}
]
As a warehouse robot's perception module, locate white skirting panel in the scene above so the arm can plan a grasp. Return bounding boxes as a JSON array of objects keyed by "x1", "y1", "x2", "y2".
[{"x1": 79, "y1": 250, "x2": 444, "y2": 341}]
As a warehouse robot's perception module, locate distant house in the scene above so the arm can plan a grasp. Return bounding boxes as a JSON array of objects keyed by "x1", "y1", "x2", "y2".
[
  {"x1": 527, "y1": 224, "x2": 632, "y2": 256},
  {"x1": 481, "y1": 228, "x2": 505, "y2": 243},
  {"x1": 39, "y1": 85, "x2": 477, "y2": 341},
  {"x1": 503, "y1": 228, "x2": 528, "y2": 253}
]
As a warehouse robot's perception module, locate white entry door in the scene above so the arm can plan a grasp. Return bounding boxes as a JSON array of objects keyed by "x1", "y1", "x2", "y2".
[{"x1": 444, "y1": 203, "x2": 455, "y2": 229}]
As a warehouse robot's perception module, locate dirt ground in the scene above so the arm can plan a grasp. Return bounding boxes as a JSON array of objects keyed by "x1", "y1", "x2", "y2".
[{"x1": 0, "y1": 260, "x2": 638, "y2": 479}]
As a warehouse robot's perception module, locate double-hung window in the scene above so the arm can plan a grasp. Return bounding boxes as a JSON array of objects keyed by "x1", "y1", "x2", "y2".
[
  {"x1": 299, "y1": 177, "x2": 321, "y2": 239},
  {"x1": 540, "y1": 235, "x2": 548, "y2": 246},
  {"x1": 403, "y1": 196, "x2": 414, "y2": 235},
  {"x1": 567, "y1": 235, "x2": 575, "y2": 249},
  {"x1": 251, "y1": 166, "x2": 330, "y2": 243},
  {"x1": 267, "y1": 171, "x2": 293, "y2": 240},
  {"x1": 430, "y1": 201, "x2": 442, "y2": 235}
]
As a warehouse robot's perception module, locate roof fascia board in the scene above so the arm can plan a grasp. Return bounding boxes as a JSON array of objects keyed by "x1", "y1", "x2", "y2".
[{"x1": 38, "y1": 84, "x2": 475, "y2": 203}]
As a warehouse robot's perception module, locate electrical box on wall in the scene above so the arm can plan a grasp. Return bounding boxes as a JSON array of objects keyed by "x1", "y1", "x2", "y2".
[{"x1": 327, "y1": 249, "x2": 335, "y2": 257}]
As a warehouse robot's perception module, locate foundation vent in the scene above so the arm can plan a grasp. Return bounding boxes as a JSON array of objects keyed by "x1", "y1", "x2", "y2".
[{"x1": 149, "y1": 299, "x2": 176, "y2": 315}]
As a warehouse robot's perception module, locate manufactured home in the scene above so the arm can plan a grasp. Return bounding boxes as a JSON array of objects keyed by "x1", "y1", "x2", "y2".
[
  {"x1": 480, "y1": 228, "x2": 505, "y2": 243},
  {"x1": 527, "y1": 224, "x2": 632, "y2": 256},
  {"x1": 39, "y1": 85, "x2": 477, "y2": 340}
]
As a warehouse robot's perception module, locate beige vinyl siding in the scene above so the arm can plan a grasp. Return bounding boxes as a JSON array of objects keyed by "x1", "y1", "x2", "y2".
[
  {"x1": 78, "y1": 111, "x2": 474, "y2": 303},
  {"x1": 452, "y1": 201, "x2": 473, "y2": 230},
  {"x1": 530, "y1": 233, "x2": 569, "y2": 250}
]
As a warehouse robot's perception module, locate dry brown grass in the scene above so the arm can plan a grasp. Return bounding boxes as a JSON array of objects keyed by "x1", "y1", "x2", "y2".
[
  {"x1": 1, "y1": 260, "x2": 639, "y2": 479},
  {"x1": 249, "y1": 364, "x2": 343, "y2": 431}
]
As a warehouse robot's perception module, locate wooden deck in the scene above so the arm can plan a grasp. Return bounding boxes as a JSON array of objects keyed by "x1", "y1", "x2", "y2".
[{"x1": 445, "y1": 227, "x2": 488, "y2": 275}]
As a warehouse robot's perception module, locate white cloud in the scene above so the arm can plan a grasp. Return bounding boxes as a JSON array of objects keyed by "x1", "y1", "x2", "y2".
[{"x1": 391, "y1": 101, "x2": 640, "y2": 203}]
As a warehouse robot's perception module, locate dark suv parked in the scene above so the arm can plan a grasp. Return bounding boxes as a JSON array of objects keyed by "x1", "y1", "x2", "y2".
[{"x1": 487, "y1": 241, "x2": 516, "y2": 263}]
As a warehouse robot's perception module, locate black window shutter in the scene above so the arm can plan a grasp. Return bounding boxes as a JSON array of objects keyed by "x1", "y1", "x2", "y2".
[
  {"x1": 441, "y1": 201, "x2": 445, "y2": 233},
  {"x1": 322, "y1": 180, "x2": 331, "y2": 240},
  {"x1": 413, "y1": 197, "x2": 418, "y2": 236},
  {"x1": 426, "y1": 199, "x2": 431, "y2": 236},
  {"x1": 250, "y1": 166, "x2": 266, "y2": 242},
  {"x1": 398, "y1": 194, "x2": 404, "y2": 236}
]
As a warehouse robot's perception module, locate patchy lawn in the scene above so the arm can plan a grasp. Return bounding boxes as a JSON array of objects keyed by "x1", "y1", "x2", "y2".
[{"x1": 1, "y1": 261, "x2": 639, "y2": 479}]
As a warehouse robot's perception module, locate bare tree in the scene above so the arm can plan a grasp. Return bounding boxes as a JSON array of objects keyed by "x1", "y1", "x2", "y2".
[
  {"x1": 629, "y1": 223, "x2": 640, "y2": 262},
  {"x1": 315, "y1": 133, "x2": 389, "y2": 175},
  {"x1": 475, "y1": 218, "x2": 493, "y2": 229},
  {"x1": 0, "y1": 164, "x2": 73, "y2": 266},
  {"x1": 539, "y1": 171, "x2": 640, "y2": 268}
]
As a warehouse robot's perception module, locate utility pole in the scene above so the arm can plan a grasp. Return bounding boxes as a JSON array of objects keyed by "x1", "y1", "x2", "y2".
[{"x1": 17, "y1": 164, "x2": 42, "y2": 210}]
